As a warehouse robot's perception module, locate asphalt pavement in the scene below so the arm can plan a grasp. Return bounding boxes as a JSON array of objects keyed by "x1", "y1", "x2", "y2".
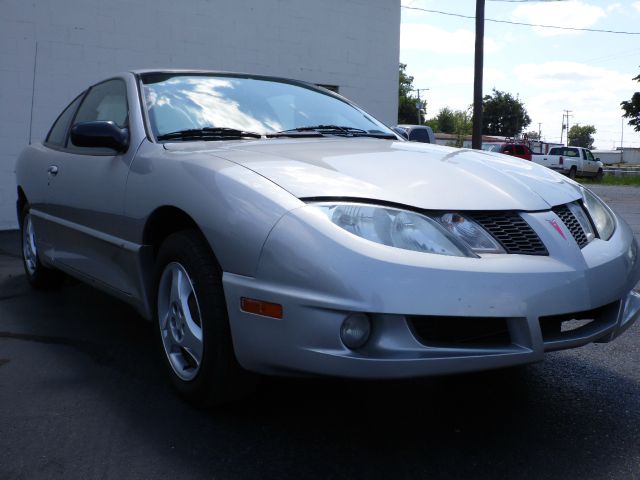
[{"x1": 1, "y1": 185, "x2": 639, "y2": 480}]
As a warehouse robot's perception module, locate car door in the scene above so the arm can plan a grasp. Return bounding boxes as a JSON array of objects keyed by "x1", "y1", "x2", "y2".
[
  {"x1": 45, "y1": 78, "x2": 138, "y2": 294},
  {"x1": 583, "y1": 149, "x2": 599, "y2": 175},
  {"x1": 27, "y1": 92, "x2": 86, "y2": 261}
]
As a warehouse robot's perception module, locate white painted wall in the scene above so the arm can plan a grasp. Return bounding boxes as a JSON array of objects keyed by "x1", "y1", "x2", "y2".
[{"x1": 1, "y1": 0, "x2": 401, "y2": 229}]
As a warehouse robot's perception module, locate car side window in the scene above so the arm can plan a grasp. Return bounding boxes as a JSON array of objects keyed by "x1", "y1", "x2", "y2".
[
  {"x1": 514, "y1": 145, "x2": 525, "y2": 155},
  {"x1": 68, "y1": 79, "x2": 128, "y2": 153},
  {"x1": 409, "y1": 129, "x2": 430, "y2": 143},
  {"x1": 565, "y1": 148, "x2": 579, "y2": 157},
  {"x1": 45, "y1": 93, "x2": 85, "y2": 147},
  {"x1": 586, "y1": 150, "x2": 595, "y2": 161}
]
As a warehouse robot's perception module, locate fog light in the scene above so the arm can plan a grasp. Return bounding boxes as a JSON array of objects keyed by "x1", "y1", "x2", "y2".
[{"x1": 340, "y1": 313, "x2": 371, "y2": 349}]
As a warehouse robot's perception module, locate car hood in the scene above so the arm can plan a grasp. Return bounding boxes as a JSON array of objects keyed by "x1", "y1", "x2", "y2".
[{"x1": 164, "y1": 138, "x2": 581, "y2": 211}]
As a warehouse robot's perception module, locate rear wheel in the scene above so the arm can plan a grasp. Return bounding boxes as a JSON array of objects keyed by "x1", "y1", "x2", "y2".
[
  {"x1": 594, "y1": 169, "x2": 604, "y2": 182},
  {"x1": 20, "y1": 206, "x2": 63, "y2": 289},
  {"x1": 154, "y1": 230, "x2": 251, "y2": 406},
  {"x1": 568, "y1": 167, "x2": 577, "y2": 180}
]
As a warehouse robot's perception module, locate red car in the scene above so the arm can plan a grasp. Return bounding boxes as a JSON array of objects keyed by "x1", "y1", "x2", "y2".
[{"x1": 481, "y1": 142, "x2": 533, "y2": 161}]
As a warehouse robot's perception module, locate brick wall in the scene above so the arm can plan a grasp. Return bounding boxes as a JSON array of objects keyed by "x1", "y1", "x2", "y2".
[{"x1": 0, "y1": 0, "x2": 401, "y2": 229}]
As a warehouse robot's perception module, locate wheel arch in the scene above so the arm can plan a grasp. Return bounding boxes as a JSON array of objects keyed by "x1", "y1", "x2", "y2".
[
  {"x1": 137, "y1": 206, "x2": 223, "y2": 321},
  {"x1": 16, "y1": 186, "x2": 28, "y2": 225}
]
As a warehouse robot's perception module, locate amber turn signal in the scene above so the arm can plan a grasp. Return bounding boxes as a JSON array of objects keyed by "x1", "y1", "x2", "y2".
[{"x1": 240, "y1": 297, "x2": 283, "y2": 319}]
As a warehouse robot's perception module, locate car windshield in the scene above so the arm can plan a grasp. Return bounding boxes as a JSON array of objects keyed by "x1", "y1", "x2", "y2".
[
  {"x1": 141, "y1": 73, "x2": 394, "y2": 140},
  {"x1": 481, "y1": 144, "x2": 501, "y2": 152}
]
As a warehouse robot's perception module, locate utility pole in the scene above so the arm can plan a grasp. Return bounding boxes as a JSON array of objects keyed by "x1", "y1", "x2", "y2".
[
  {"x1": 538, "y1": 122, "x2": 542, "y2": 139},
  {"x1": 471, "y1": 0, "x2": 485, "y2": 149},
  {"x1": 563, "y1": 110, "x2": 572, "y2": 146},
  {"x1": 621, "y1": 117, "x2": 624, "y2": 163},
  {"x1": 413, "y1": 88, "x2": 429, "y2": 125}
]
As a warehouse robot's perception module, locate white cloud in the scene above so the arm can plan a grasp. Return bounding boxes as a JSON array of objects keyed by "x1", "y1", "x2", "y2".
[
  {"x1": 512, "y1": 62, "x2": 639, "y2": 148},
  {"x1": 606, "y1": 3, "x2": 622, "y2": 13},
  {"x1": 511, "y1": 1, "x2": 606, "y2": 36},
  {"x1": 513, "y1": 62, "x2": 631, "y2": 89},
  {"x1": 414, "y1": 66, "x2": 506, "y2": 89},
  {"x1": 401, "y1": 24, "x2": 501, "y2": 55},
  {"x1": 633, "y1": 1, "x2": 640, "y2": 12}
]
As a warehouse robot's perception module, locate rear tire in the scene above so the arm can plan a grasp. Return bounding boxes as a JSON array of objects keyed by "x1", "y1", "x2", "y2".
[
  {"x1": 20, "y1": 205, "x2": 64, "y2": 290},
  {"x1": 568, "y1": 167, "x2": 577, "y2": 180},
  {"x1": 594, "y1": 169, "x2": 603, "y2": 182},
  {"x1": 154, "y1": 230, "x2": 252, "y2": 406}
]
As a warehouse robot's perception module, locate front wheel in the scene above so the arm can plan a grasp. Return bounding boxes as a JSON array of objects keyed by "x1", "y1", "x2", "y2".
[
  {"x1": 154, "y1": 230, "x2": 252, "y2": 406},
  {"x1": 20, "y1": 206, "x2": 64, "y2": 289}
]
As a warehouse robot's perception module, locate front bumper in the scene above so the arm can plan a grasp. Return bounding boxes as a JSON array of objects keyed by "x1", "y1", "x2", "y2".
[{"x1": 223, "y1": 206, "x2": 640, "y2": 378}]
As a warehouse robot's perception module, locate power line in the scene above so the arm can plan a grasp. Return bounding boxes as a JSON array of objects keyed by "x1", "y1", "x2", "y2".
[{"x1": 401, "y1": 5, "x2": 640, "y2": 35}]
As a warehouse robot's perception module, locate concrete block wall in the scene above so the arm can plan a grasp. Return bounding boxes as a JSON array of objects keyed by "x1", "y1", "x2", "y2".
[{"x1": 0, "y1": 0, "x2": 401, "y2": 229}]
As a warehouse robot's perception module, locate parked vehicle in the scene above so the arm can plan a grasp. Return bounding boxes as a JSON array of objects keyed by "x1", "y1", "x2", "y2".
[
  {"x1": 532, "y1": 146, "x2": 604, "y2": 180},
  {"x1": 15, "y1": 70, "x2": 640, "y2": 405},
  {"x1": 394, "y1": 124, "x2": 435, "y2": 143},
  {"x1": 482, "y1": 142, "x2": 533, "y2": 161}
]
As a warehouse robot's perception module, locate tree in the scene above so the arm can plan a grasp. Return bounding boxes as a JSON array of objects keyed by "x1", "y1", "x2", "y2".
[
  {"x1": 427, "y1": 108, "x2": 472, "y2": 147},
  {"x1": 434, "y1": 107, "x2": 456, "y2": 133},
  {"x1": 482, "y1": 89, "x2": 531, "y2": 137},
  {"x1": 568, "y1": 125, "x2": 596, "y2": 149},
  {"x1": 398, "y1": 63, "x2": 423, "y2": 124},
  {"x1": 620, "y1": 70, "x2": 640, "y2": 132},
  {"x1": 525, "y1": 131, "x2": 540, "y2": 141}
]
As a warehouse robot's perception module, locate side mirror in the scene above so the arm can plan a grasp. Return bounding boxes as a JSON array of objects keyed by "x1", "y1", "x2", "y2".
[
  {"x1": 70, "y1": 121, "x2": 129, "y2": 152},
  {"x1": 595, "y1": 157, "x2": 600, "y2": 161}
]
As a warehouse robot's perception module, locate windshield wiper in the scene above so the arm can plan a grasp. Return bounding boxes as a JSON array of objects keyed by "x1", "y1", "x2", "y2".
[
  {"x1": 157, "y1": 127, "x2": 263, "y2": 141},
  {"x1": 276, "y1": 125, "x2": 368, "y2": 136},
  {"x1": 274, "y1": 125, "x2": 396, "y2": 139}
]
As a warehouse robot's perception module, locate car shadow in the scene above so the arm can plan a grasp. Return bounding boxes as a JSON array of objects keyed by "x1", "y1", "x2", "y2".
[{"x1": 1, "y1": 270, "x2": 639, "y2": 479}]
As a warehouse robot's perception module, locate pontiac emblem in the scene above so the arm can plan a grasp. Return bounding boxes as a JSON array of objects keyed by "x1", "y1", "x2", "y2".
[{"x1": 547, "y1": 219, "x2": 567, "y2": 240}]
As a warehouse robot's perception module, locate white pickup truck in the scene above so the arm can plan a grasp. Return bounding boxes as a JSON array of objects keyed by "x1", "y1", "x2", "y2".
[{"x1": 532, "y1": 146, "x2": 604, "y2": 180}]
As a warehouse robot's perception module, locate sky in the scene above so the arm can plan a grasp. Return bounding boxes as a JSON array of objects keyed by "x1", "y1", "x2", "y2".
[{"x1": 400, "y1": 0, "x2": 640, "y2": 150}]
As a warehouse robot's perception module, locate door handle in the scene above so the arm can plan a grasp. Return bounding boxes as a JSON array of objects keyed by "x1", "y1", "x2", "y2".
[{"x1": 47, "y1": 165, "x2": 59, "y2": 176}]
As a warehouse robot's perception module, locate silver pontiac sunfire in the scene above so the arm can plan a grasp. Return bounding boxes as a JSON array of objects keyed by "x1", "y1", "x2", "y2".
[{"x1": 16, "y1": 70, "x2": 640, "y2": 404}]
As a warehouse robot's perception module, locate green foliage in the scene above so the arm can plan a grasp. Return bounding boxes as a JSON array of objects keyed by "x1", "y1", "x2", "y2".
[
  {"x1": 434, "y1": 107, "x2": 456, "y2": 133},
  {"x1": 482, "y1": 89, "x2": 531, "y2": 137},
  {"x1": 525, "y1": 130, "x2": 540, "y2": 141},
  {"x1": 428, "y1": 108, "x2": 472, "y2": 147},
  {"x1": 580, "y1": 175, "x2": 640, "y2": 186},
  {"x1": 398, "y1": 63, "x2": 423, "y2": 124},
  {"x1": 568, "y1": 124, "x2": 596, "y2": 149},
  {"x1": 620, "y1": 71, "x2": 640, "y2": 132}
]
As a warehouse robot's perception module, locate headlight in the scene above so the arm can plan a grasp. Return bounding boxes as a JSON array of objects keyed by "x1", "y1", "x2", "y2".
[
  {"x1": 435, "y1": 213, "x2": 505, "y2": 253},
  {"x1": 315, "y1": 203, "x2": 468, "y2": 256},
  {"x1": 580, "y1": 188, "x2": 615, "y2": 240},
  {"x1": 313, "y1": 203, "x2": 505, "y2": 257}
]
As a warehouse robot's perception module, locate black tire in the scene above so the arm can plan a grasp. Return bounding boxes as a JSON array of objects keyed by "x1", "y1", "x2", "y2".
[
  {"x1": 19, "y1": 205, "x2": 64, "y2": 290},
  {"x1": 153, "y1": 230, "x2": 252, "y2": 406},
  {"x1": 568, "y1": 167, "x2": 577, "y2": 180},
  {"x1": 594, "y1": 169, "x2": 604, "y2": 182}
]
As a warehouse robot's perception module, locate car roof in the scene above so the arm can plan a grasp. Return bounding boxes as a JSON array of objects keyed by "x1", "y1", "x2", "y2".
[{"x1": 129, "y1": 69, "x2": 321, "y2": 88}]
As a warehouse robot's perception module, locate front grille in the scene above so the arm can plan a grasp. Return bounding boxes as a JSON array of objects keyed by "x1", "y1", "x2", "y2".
[
  {"x1": 552, "y1": 204, "x2": 589, "y2": 248},
  {"x1": 409, "y1": 316, "x2": 512, "y2": 347},
  {"x1": 469, "y1": 212, "x2": 548, "y2": 256}
]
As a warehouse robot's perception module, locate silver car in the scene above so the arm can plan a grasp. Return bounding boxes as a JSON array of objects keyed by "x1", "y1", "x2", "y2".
[{"x1": 16, "y1": 70, "x2": 640, "y2": 405}]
